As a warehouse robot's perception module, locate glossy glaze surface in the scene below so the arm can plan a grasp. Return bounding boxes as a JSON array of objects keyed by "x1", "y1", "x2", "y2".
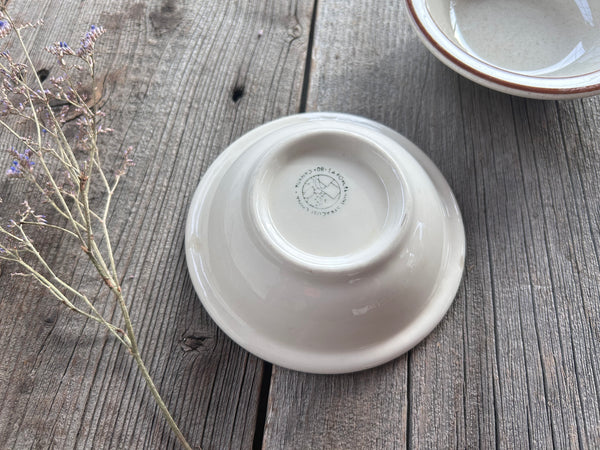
[
  {"x1": 448, "y1": 0, "x2": 599, "y2": 76},
  {"x1": 185, "y1": 113, "x2": 465, "y2": 374},
  {"x1": 407, "y1": 0, "x2": 600, "y2": 98}
]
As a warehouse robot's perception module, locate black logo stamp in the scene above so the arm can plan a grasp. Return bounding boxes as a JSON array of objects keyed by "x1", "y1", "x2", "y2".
[{"x1": 295, "y1": 166, "x2": 348, "y2": 215}]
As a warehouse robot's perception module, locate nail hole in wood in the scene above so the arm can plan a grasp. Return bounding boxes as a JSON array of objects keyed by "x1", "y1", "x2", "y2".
[
  {"x1": 232, "y1": 85, "x2": 245, "y2": 102},
  {"x1": 37, "y1": 69, "x2": 50, "y2": 82}
]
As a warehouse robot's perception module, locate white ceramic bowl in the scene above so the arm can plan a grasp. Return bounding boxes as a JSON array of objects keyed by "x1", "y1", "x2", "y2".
[
  {"x1": 185, "y1": 113, "x2": 465, "y2": 374},
  {"x1": 406, "y1": 0, "x2": 600, "y2": 99}
]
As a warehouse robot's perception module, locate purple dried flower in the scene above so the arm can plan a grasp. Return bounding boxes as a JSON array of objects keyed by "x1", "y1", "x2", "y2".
[
  {"x1": 0, "y1": 19, "x2": 10, "y2": 39},
  {"x1": 6, "y1": 160, "x2": 21, "y2": 177},
  {"x1": 115, "y1": 146, "x2": 134, "y2": 176},
  {"x1": 6, "y1": 148, "x2": 35, "y2": 178},
  {"x1": 77, "y1": 25, "x2": 105, "y2": 58},
  {"x1": 46, "y1": 40, "x2": 75, "y2": 65}
]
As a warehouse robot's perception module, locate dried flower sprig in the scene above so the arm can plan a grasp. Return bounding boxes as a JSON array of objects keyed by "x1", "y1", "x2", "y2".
[{"x1": 0, "y1": 6, "x2": 192, "y2": 450}]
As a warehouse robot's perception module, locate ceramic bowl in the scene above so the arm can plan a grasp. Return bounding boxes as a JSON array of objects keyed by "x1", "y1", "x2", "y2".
[
  {"x1": 406, "y1": 0, "x2": 600, "y2": 99},
  {"x1": 185, "y1": 113, "x2": 465, "y2": 374}
]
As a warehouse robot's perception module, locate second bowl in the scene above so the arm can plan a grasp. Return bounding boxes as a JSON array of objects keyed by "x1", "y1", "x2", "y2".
[{"x1": 406, "y1": 0, "x2": 600, "y2": 99}]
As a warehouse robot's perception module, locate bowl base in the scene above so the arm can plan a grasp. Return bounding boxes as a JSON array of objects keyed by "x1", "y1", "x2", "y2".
[{"x1": 253, "y1": 130, "x2": 408, "y2": 262}]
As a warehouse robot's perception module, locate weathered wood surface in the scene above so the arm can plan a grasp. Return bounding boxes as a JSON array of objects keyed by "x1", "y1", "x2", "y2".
[
  {"x1": 1, "y1": 0, "x2": 600, "y2": 449},
  {"x1": 0, "y1": 0, "x2": 313, "y2": 448},
  {"x1": 263, "y1": 0, "x2": 600, "y2": 449}
]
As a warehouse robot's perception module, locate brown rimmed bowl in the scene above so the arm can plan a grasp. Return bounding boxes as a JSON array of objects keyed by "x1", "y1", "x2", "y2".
[{"x1": 406, "y1": 0, "x2": 600, "y2": 99}]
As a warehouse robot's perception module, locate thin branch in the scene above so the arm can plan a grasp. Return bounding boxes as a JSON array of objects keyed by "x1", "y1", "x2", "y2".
[
  {"x1": 19, "y1": 221, "x2": 79, "y2": 238},
  {"x1": 14, "y1": 257, "x2": 129, "y2": 348},
  {"x1": 0, "y1": 12, "x2": 194, "y2": 449}
]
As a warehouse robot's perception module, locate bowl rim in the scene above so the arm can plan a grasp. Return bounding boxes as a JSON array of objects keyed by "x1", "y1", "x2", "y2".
[{"x1": 405, "y1": 0, "x2": 600, "y2": 98}]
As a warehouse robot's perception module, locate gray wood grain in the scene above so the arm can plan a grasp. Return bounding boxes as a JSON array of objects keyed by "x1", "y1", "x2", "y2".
[
  {"x1": 263, "y1": 0, "x2": 600, "y2": 449},
  {"x1": 0, "y1": 0, "x2": 313, "y2": 448}
]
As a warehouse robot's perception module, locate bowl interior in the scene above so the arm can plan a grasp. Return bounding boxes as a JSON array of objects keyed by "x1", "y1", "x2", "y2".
[{"x1": 426, "y1": 0, "x2": 600, "y2": 77}]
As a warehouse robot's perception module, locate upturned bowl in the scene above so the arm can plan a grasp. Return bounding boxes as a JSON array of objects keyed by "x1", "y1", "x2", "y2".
[
  {"x1": 185, "y1": 113, "x2": 465, "y2": 374},
  {"x1": 406, "y1": 0, "x2": 600, "y2": 99}
]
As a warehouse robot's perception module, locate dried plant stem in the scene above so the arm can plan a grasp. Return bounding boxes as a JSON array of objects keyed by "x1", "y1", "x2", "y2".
[
  {"x1": 0, "y1": 9, "x2": 194, "y2": 450},
  {"x1": 115, "y1": 288, "x2": 192, "y2": 450},
  {"x1": 0, "y1": 226, "x2": 128, "y2": 346}
]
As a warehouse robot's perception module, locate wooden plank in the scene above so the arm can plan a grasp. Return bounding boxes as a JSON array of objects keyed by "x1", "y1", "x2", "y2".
[
  {"x1": 0, "y1": 0, "x2": 313, "y2": 448},
  {"x1": 263, "y1": 0, "x2": 600, "y2": 448}
]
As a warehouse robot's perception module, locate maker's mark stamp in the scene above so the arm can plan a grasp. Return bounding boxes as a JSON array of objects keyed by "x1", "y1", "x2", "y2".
[{"x1": 295, "y1": 166, "x2": 348, "y2": 215}]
